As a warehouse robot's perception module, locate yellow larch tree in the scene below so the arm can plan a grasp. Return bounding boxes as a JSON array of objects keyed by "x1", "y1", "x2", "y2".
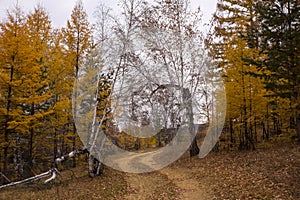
[
  {"x1": 0, "y1": 5, "x2": 28, "y2": 180},
  {"x1": 21, "y1": 5, "x2": 54, "y2": 171},
  {"x1": 47, "y1": 29, "x2": 74, "y2": 164},
  {"x1": 210, "y1": 0, "x2": 267, "y2": 150},
  {"x1": 61, "y1": 0, "x2": 93, "y2": 167},
  {"x1": 223, "y1": 37, "x2": 266, "y2": 150}
]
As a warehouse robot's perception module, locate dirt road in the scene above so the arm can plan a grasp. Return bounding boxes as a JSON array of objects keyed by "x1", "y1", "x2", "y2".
[
  {"x1": 123, "y1": 161, "x2": 211, "y2": 200},
  {"x1": 109, "y1": 149, "x2": 211, "y2": 200}
]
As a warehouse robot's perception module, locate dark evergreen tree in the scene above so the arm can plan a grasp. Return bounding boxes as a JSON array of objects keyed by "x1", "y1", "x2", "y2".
[{"x1": 250, "y1": 0, "x2": 300, "y2": 142}]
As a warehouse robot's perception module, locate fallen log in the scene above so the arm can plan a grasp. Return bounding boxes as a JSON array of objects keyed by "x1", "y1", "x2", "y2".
[{"x1": 0, "y1": 168, "x2": 59, "y2": 190}]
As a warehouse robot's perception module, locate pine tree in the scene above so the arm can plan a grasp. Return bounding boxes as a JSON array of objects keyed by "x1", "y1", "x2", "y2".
[{"x1": 252, "y1": 0, "x2": 300, "y2": 142}]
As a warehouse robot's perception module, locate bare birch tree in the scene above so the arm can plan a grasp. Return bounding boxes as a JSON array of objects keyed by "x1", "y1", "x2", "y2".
[{"x1": 121, "y1": 0, "x2": 206, "y2": 156}]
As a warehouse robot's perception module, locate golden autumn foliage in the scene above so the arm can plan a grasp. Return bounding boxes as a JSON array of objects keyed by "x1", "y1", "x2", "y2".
[{"x1": 0, "y1": 2, "x2": 95, "y2": 180}]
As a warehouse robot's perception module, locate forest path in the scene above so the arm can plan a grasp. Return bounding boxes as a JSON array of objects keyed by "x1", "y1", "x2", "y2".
[
  {"x1": 118, "y1": 151, "x2": 211, "y2": 200},
  {"x1": 160, "y1": 165, "x2": 210, "y2": 200},
  {"x1": 123, "y1": 163, "x2": 211, "y2": 200}
]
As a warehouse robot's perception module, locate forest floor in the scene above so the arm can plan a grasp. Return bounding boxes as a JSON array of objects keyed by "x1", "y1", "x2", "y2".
[{"x1": 1, "y1": 142, "x2": 299, "y2": 200}]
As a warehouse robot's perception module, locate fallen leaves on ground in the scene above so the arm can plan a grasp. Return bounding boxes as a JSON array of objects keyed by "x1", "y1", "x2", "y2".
[{"x1": 186, "y1": 144, "x2": 300, "y2": 199}]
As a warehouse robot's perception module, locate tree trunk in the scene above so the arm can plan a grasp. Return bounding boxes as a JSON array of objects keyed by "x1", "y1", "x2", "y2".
[
  {"x1": 190, "y1": 138, "x2": 199, "y2": 157},
  {"x1": 53, "y1": 129, "x2": 58, "y2": 166},
  {"x1": 72, "y1": 123, "x2": 76, "y2": 168},
  {"x1": 230, "y1": 118, "x2": 234, "y2": 146},
  {"x1": 88, "y1": 154, "x2": 103, "y2": 177},
  {"x1": 29, "y1": 103, "x2": 35, "y2": 168},
  {"x1": 3, "y1": 60, "x2": 14, "y2": 176},
  {"x1": 254, "y1": 119, "x2": 257, "y2": 142},
  {"x1": 183, "y1": 88, "x2": 199, "y2": 157},
  {"x1": 297, "y1": 110, "x2": 300, "y2": 144}
]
